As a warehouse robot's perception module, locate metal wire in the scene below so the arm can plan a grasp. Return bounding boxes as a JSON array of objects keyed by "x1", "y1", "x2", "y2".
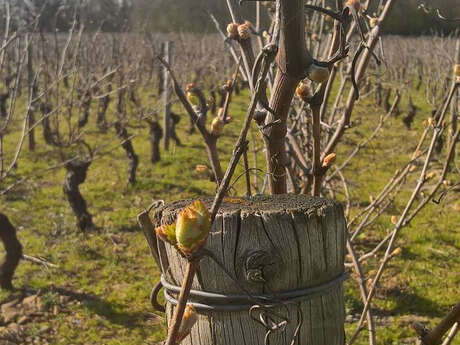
[{"x1": 155, "y1": 271, "x2": 348, "y2": 311}]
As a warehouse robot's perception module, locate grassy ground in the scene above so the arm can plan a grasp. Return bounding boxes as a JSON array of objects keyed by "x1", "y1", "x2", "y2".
[{"x1": 0, "y1": 83, "x2": 459, "y2": 345}]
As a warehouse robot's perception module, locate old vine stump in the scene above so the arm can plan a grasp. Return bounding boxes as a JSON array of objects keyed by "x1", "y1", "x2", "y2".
[{"x1": 151, "y1": 195, "x2": 346, "y2": 345}]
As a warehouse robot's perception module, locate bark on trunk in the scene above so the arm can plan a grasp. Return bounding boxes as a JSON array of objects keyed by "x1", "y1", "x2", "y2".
[
  {"x1": 264, "y1": 0, "x2": 313, "y2": 194},
  {"x1": 0, "y1": 213, "x2": 22, "y2": 290},
  {"x1": 148, "y1": 120, "x2": 163, "y2": 163},
  {"x1": 115, "y1": 122, "x2": 139, "y2": 185},
  {"x1": 63, "y1": 160, "x2": 94, "y2": 231}
]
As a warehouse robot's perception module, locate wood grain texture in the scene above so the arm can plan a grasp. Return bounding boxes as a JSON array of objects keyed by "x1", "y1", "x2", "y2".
[{"x1": 151, "y1": 194, "x2": 346, "y2": 345}]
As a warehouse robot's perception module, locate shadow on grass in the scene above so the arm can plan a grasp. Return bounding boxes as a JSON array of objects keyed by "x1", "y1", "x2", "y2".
[
  {"x1": 45, "y1": 286, "x2": 152, "y2": 328},
  {"x1": 377, "y1": 290, "x2": 445, "y2": 318}
]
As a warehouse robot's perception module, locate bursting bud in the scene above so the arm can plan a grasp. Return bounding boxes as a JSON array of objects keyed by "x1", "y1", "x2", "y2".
[
  {"x1": 311, "y1": 34, "x2": 319, "y2": 42},
  {"x1": 346, "y1": 0, "x2": 361, "y2": 12},
  {"x1": 226, "y1": 79, "x2": 233, "y2": 89},
  {"x1": 296, "y1": 82, "x2": 311, "y2": 102},
  {"x1": 390, "y1": 247, "x2": 402, "y2": 258},
  {"x1": 195, "y1": 164, "x2": 210, "y2": 174},
  {"x1": 187, "y1": 91, "x2": 199, "y2": 107},
  {"x1": 155, "y1": 223, "x2": 177, "y2": 246},
  {"x1": 186, "y1": 83, "x2": 195, "y2": 92},
  {"x1": 369, "y1": 17, "x2": 379, "y2": 28},
  {"x1": 176, "y1": 200, "x2": 211, "y2": 255},
  {"x1": 322, "y1": 153, "x2": 336, "y2": 167},
  {"x1": 237, "y1": 23, "x2": 250, "y2": 40},
  {"x1": 210, "y1": 116, "x2": 224, "y2": 136},
  {"x1": 428, "y1": 117, "x2": 435, "y2": 127},
  {"x1": 425, "y1": 171, "x2": 436, "y2": 180},
  {"x1": 454, "y1": 64, "x2": 460, "y2": 77},
  {"x1": 176, "y1": 304, "x2": 198, "y2": 343},
  {"x1": 186, "y1": 83, "x2": 199, "y2": 106},
  {"x1": 391, "y1": 216, "x2": 398, "y2": 225},
  {"x1": 262, "y1": 30, "x2": 270, "y2": 41},
  {"x1": 227, "y1": 23, "x2": 239, "y2": 39},
  {"x1": 307, "y1": 63, "x2": 330, "y2": 83}
]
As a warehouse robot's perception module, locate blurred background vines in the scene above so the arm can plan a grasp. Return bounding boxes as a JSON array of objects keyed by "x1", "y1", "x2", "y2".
[{"x1": 0, "y1": 0, "x2": 458, "y2": 345}]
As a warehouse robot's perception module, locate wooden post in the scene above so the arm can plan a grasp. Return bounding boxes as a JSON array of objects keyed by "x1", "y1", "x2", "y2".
[
  {"x1": 448, "y1": 39, "x2": 459, "y2": 158},
  {"x1": 163, "y1": 41, "x2": 173, "y2": 151},
  {"x1": 26, "y1": 34, "x2": 36, "y2": 151},
  {"x1": 151, "y1": 195, "x2": 346, "y2": 345}
]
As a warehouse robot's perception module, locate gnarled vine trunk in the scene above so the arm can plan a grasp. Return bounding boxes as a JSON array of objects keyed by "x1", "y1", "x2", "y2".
[
  {"x1": 63, "y1": 160, "x2": 94, "y2": 231},
  {"x1": 0, "y1": 213, "x2": 23, "y2": 290},
  {"x1": 115, "y1": 122, "x2": 139, "y2": 185}
]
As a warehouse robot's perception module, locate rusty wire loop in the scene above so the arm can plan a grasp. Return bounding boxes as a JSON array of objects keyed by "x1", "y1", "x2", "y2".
[{"x1": 249, "y1": 302, "x2": 303, "y2": 345}]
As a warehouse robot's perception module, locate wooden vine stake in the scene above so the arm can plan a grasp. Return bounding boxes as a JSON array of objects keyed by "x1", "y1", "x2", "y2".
[
  {"x1": 150, "y1": 194, "x2": 347, "y2": 345},
  {"x1": 163, "y1": 41, "x2": 173, "y2": 151}
]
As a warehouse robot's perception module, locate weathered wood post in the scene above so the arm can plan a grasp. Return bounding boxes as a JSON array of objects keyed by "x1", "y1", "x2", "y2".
[
  {"x1": 163, "y1": 41, "x2": 173, "y2": 151},
  {"x1": 147, "y1": 195, "x2": 346, "y2": 345}
]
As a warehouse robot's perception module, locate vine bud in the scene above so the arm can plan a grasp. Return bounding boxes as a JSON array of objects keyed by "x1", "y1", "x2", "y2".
[
  {"x1": 176, "y1": 304, "x2": 198, "y2": 343},
  {"x1": 428, "y1": 117, "x2": 435, "y2": 127},
  {"x1": 262, "y1": 30, "x2": 270, "y2": 41},
  {"x1": 237, "y1": 23, "x2": 250, "y2": 40},
  {"x1": 369, "y1": 18, "x2": 379, "y2": 28},
  {"x1": 185, "y1": 83, "x2": 195, "y2": 92},
  {"x1": 311, "y1": 33, "x2": 319, "y2": 42},
  {"x1": 227, "y1": 23, "x2": 239, "y2": 39},
  {"x1": 195, "y1": 164, "x2": 210, "y2": 174},
  {"x1": 322, "y1": 153, "x2": 336, "y2": 167},
  {"x1": 155, "y1": 223, "x2": 177, "y2": 246},
  {"x1": 210, "y1": 116, "x2": 225, "y2": 136},
  {"x1": 187, "y1": 91, "x2": 199, "y2": 107},
  {"x1": 408, "y1": 164, "x2": 417, "y2": 173},
  {"x1": 390, "y1": 247, "x2": 402, "y2": 257},
  {"x1": 307, "y1": 63, "x2": 330, "y2": 83},
  {"x1": 346, "y1": 0, "x2": 361, "y2": 12},
  {"x1": 176, "y1": 200, "x2": 211, "y2": 255},
  {"x1": 425, "y1": 171, "x2": 436, "y2": 180},
  {"x1": 295, "y1": 82, "x2": 311, "y2": 102},
  {"x1": 226, "y1": 79, "x2": 233, "y2": 89},
  {"x1": 454, "y1": 64, "x2": 460, "y2": 77},
  {"x1": 391, "y1": 216, "x2": 398, "y2": 225}
]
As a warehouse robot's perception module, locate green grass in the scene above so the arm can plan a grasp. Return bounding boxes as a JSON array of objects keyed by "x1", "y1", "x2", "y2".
[{"x1": 0, "y1": 84, "x2": 459, "y2": 345}]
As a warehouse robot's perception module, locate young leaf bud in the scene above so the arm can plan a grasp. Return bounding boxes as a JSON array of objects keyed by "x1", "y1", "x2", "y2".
[
  {"x1": 369, "y1": 17, "x2": 379, "y2": 28},
  {"x1": 210, "y1": 117, "x2": 224, "y2": 136},
  {"x1": 155, "y1": 223, "x2": 177, "y2": 246},
  {"x1": 195, "y1": 164, "x2": 210, "y2": 174},
  {"x1": 322, "y1": 153, "x2": 336, "y2": 167},
  {"x1": 390, "y1": 247, "x2": 402, "y2": 257},
  {"x1": 295, "y1": 82, "x2": 311, "y2": 102},
  {"x1": 307, "y1": 63, "x2": 330, "y2": 83},
  {"x1": 262, "y1": 30, "x2": 270, "y2": 41},
  {"x1": 425, "y1": 171, "x2": 436, "y2": 180},
  {"x1": 237, "y1": 23, "x2": 250, "y2": 40},
  {"x1": 176, "y1": 304, "x2": 198, "y2": 343},
  {"x1": 175, "y1": 200, "x2": 211, "y2": 255},
  {"x1": 185, "y1": 83, "x2": 195, "y2": 92},
  {"x1": 454, "y1": 64, "x2": 460, "y2": 77},
  {"x1": 346, "y1": 0, "x2": 361, "y2": 12},
  {"x1": 187, "y1": 91, "x2": 199, "y2": 107},
  {"x1": 227, "y1": 23, "x2": 239, "y2": 39}
]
